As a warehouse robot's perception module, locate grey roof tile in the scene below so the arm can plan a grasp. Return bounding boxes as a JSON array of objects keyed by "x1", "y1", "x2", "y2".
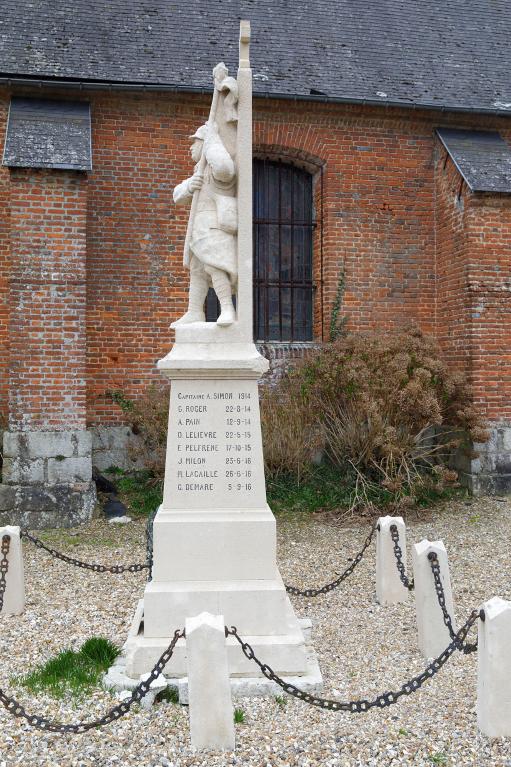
[
  {"x1": 0, "y1": 1, "x2": 510, "y2": 113},
  {"x1": 436, "y1": 128, "x2": 511, "y2": 193}
]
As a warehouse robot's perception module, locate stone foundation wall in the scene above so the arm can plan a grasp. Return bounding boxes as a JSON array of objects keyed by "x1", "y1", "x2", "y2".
[
  {"x1": 90, "y1": 425, "x2": 148, "y2": 472},
  {"x1": 0, "y1": 429, "x2": 96, "y2": 528},
  {"x1": 452, "y1": 423, "x2": 511, "y2": 495}
]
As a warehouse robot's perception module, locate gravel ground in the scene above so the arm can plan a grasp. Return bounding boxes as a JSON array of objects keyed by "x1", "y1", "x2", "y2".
[{"x1": 0, "y1": 496, "x2": 510, "y2": 767}]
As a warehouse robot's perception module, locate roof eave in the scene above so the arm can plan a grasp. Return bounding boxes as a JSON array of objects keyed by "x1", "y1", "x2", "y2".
[{"x1": 0, "y1": 73, "x2": 511, "y2": 118}]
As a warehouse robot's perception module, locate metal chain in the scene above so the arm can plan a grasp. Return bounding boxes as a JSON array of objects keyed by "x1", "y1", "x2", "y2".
[
  {"x1": 146, "y1": 506, "x2": 158, "y2": 581},
  {"x1": 227, "y1": 609, "x2": 480, "y2": 712},
  {"x1": 0, "y1": 535, "x2": 11, "y2": 613},
  {"x1": 428, "y1": 552, "x2": 478, "y2": 654},
  {"x1": 20, "y1": 531, "x2": 149, "y2": 574},
  {"x1": 0, "y1": 628, "x2": 185, "y2": 732},
  {"x1": 389, "y1": 524, "x2": 414, "y2": 591},
  {"x1": 285, "y1": 521, "x2": 378, "y2": 597}
]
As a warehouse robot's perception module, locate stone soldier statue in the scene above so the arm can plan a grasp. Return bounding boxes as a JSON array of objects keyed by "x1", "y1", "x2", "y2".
[{"x1": 173, "y1": 65, "x2": 238, "y2": 327}]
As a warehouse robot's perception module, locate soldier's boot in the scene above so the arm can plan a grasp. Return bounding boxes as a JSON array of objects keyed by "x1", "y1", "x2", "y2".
[
  {"x1": 211, "y1": 270, "x2": 236, "y2": 326},
  {"x1": 174, "y1": 272, "x2": 209, "y2": 324}
]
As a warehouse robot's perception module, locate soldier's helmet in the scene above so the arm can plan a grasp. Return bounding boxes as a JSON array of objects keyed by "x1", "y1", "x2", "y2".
[{"x1": 189, "y1": 124, "x2": 208, "y2": 141}]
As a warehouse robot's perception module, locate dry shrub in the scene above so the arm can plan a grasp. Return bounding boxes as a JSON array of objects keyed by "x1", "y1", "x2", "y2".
[
  {"x1": 260, "y1": 385, "x2": 323, "y2": 482},
  {"x1": 264, "y1": 326, "x2": 488, "y2": 504},
  {"x1": 109, "y1": 385, "x2": 169, "y2": 480}
]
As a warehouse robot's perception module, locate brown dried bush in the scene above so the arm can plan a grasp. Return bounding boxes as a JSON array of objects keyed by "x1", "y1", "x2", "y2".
[
  {"x1": 260, "y1": 384, "x2": 324, "y2": 482},
  {"x1": 130, "y1": 383, "x2": 169, "y2": 479},
  {"x1": 263, "y1": 326, "x2": 488, "y2": 504},
  {"x1": 108, "y1": 384, "x2": 169, "y2": 480}
]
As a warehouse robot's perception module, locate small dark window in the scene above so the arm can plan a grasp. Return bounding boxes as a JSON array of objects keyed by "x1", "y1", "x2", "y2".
[
  {"x1": 253, "y1": 160, "x2": 314, "y2": 341},
  {"x1": 2, "y1": 98, "x2": 92, "y2": 171}
]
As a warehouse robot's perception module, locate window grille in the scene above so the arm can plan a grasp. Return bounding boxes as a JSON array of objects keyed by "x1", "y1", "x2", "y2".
[
  {"x1": 206, "y1": 159, "x2": 315, "y2": 341},
  {"x1": 253, "y1": 159, "x2": 314, "y2": 341}
]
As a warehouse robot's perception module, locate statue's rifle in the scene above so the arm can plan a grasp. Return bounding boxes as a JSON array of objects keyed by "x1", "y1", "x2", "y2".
[{"x1": 183, "y1": 63, "x2": 228, "y2": 267}]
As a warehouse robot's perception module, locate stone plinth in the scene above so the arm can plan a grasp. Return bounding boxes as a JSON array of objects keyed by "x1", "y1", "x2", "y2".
[
  {"x1": 477, "y1": 596, "x2": 511, "y2": 737},
  {"x1": 0, "y1": 525, "x2": 25, "y2": 615},
  {"x1": 376, "y1": 516, "x2": 409, "y2": 605},
  {"x1": 125, "y1": 331, "x2": 313, "y2": 682},
  {"x1": 413, "y1": 539, "x2": 456, "y2": 658},
  {"x1": 186, "y1": 612, "x2": 235, "y2": 751}
]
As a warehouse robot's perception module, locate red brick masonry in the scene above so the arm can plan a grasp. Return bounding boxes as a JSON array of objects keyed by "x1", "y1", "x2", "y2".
[{"x1": 0, "y1": 87, "x2": 510, "y2": 507}]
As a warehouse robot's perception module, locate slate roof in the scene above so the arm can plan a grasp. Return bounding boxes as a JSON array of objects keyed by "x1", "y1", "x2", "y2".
[
  {"x1": 0, "y1": 1, "x2": 510, "y2": 114},
  {"x1": 3, "y1": 98, "x2": 91, "y2": 170},
  {"x1": 436, "y1": 129, "x2": 511, "y2": 193}
]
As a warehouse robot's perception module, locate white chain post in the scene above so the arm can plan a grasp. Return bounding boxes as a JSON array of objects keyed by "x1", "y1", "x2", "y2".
[
  {"x1": 477, "y1": 597, "x2": 511, "y2": 737},
  {"x1": 376, "y1": 516, "x2": 409, "y2": 605},
  {"x1": 186, "y1": 612, "x2": 235, "y2": 751},
  {"x1": 412, "y1": 539, "x2": 456, "y2": 658},
  {"x1": 0, "y1": 525, "x2": 25, "y2": 615}
]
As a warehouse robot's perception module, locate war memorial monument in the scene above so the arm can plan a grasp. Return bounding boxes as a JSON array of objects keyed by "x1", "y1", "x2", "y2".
[{"x1": 120, "y1": 21, "x2": 321, "y2": 693}]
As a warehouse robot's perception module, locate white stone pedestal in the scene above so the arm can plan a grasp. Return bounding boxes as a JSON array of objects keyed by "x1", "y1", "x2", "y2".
[
  {"x1": 413, "y1": 539, "x2": 456, "y2": 658},
  {"x1": 123, "y1": 332, "x2": 318, "y2": 687},
  {"x1": 186, "y1": 612, "x2": 235, "y2": 751},
  {"x1": 376, "y1": 516, "x2": 409, "y2": 605},
  {"x1": 0, "y1": 525, "x2": 25, "y2": 615},
  {"x1": 477, "y1": 597, "x2": 511, "y2": 738}
]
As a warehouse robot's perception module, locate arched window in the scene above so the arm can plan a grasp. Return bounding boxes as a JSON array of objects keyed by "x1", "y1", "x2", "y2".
[
  {"x1": 206, "y1": 159, "x2": 315, "y2": 340},
  {"x1": 253, "y1": 159, "x2": 314, "y2": 341}
]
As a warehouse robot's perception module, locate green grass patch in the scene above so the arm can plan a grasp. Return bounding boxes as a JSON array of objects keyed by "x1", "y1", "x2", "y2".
[
  {"x1": 155, "y1": 686, "x2": 179, "y2": 704},
  {"x1": 16, "y1": 637, "x2": 120, "y2": 699},
  {"x1": 266, "y1": 463, "x2": 393, "y2": 516},
  {"x1": 103, "y1": 463, "x2": 466, "y2": 521},
  {"x1": 429, "y1": 754, "x2": 448, "y2": 765},
  {"x1": 267, "y1": 463, "x2": 466, "y2": 517},
  {"x1": 233, "y1": 707, "x2": 245, "y2": 724},
  {"x1": 105, "y1": 468, "x2": 163, "y2": 517},
  {"x1": 412, "y1": 481, "x2": 466, "y2": 509}
]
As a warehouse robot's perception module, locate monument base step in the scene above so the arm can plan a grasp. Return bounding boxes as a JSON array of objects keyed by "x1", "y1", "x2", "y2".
[
  {"x1": 123, "y1": 600, "x2": 317, "y2": 678},
  {"x1": 142, "y1": 576, "x2": 298, "y2": 637},
  {"x1": 107, "y1": 614, "x2": 322, "y2": 701}
]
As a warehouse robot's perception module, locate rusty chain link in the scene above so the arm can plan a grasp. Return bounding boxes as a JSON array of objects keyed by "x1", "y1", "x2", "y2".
[
  {"x1": 227, "y1": 609, "x2": 480, "y2": 712},
  {"x1": 0, "y1": 627, "x2": 185, "y2": 732},
  {"x1": 0, "y1": 535, "x2": 11, "y2": 613},
  {"x1": 428, "y1": 552, "x2": 478, "y2": 654},
  {"x1": 20, "y1": 530, "x2": 149, "y2": 574},
  {"x1": 285, "y1": 521, "x2": 378, "y2": 597},
  {"x1": 389, "y1": 524, "x2": 414, "y2": 591}
]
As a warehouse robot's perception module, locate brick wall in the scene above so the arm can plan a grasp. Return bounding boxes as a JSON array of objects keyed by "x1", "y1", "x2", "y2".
[
  {"x1": 465, "y1": 195, "x2": 511, "y2": 422},
  {"x1": 1, "y1": 88, "x2": 511, "y2": 438},
  {"x1": 83, "y1": 93, "x2": 453, "y2": 424},
  {"x1": 435, "y1": 142, "x2": 511, "y2": 422},
  {"x1": 0, "y1": 91, "x2": 10, "y2": 421},
  {"x1": 435, "y1": 144, "x2": 471, "y2": 377},
  {"x1": 86, "y1": 94, "x2": 190, "y2": 424},
  {"x1": 8, "y1": 167, "x2": 87, "y2": 430}
]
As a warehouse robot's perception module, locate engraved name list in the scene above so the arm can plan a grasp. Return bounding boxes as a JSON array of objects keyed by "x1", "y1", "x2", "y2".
[{"x1": 165, "y1": 379, "x2": 266, "y2": 510}]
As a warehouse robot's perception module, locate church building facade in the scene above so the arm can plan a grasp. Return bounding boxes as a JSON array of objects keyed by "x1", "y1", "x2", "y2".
[{"x1": 1, "y1": 2, "x2": 511, "y2": 526}]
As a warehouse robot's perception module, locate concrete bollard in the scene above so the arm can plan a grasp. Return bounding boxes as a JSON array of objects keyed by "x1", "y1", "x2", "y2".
[
  {"x1": 0, "y1": 525, "x2": 25, "y2": 615},
  {"x1": 477, "y1": 597, "x2": 511, "y2": 738},
  {"x1": 412, "y1": 539, "x2": 456, "y2": 658},
  {"x1": 376, "y1": 516, "x2": 409, "y2": 605},
  {"x1": 186, "y1": 612, "x2": 235, "y2": 751}
]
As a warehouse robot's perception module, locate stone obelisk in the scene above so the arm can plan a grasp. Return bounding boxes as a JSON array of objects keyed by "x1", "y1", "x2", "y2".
[{"x1": 124, "y1": 21, "x2": 317, "y2": 685}]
